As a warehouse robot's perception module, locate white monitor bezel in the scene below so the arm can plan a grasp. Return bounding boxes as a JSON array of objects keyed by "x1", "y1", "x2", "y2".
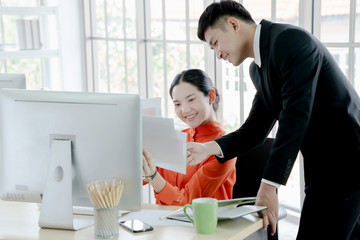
[{"x1": 0, "y1": 89, "x2": 142, "y2": 213}]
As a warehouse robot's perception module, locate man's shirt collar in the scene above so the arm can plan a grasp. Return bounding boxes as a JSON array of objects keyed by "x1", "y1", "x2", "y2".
[{"x1": 254, "y1": 24, "x2": 262, "y2": 67}]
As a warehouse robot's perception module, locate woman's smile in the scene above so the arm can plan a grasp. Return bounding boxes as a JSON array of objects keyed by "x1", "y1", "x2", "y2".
[{"x1": 185, "y1": 113, "x2": 197, "y2": 121}]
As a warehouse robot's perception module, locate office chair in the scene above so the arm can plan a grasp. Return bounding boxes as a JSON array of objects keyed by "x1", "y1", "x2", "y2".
[{"x1": 233, "y1": 138, "x2": 287, "y2": 240}]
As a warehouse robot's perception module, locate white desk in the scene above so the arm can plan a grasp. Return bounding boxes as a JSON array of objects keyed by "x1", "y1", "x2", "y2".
[{"x1": 0, "y1": 200, "x2": 265, "y2": 240}]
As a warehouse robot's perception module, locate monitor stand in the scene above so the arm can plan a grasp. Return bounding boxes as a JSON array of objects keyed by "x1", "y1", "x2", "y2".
[{"x1": 39, "y1": 139, "x2": 93, "y2": 230}]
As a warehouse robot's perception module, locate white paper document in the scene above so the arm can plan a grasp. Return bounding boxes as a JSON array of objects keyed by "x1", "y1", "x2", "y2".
[
  {"x1": 142, "y1": 116, "x2": 187, "y2": 174},
  {"x1": 119, "y1": 209, "x2": 192, "y2": 227},
  {"x1": 141, "y1": 97, "x2": 162, "y2": 117}
]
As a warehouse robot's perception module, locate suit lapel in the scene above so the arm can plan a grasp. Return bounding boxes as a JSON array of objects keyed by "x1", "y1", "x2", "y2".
[
  {"x1": 257, "y1": 19, "x2": 275, "y2": 111},
  {"x1": 249, "y1": 61, "x2": 272, "y2": 111}
]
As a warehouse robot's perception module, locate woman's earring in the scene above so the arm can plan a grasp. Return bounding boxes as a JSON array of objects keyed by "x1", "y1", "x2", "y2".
[{"x1": 209, "y1": 89, "x2": 216, "y2": 104}]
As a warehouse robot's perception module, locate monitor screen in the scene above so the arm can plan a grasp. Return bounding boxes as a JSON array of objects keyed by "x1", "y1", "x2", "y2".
[
  {"x1": 0, "y1": 73, "x2": 26, "y2": 89},
  {"x1": 0, "y1": 89, "x2": 142, "y2": 229}
]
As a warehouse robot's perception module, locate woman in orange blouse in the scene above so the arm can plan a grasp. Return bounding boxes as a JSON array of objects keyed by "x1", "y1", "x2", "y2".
[{"x1": 142, "y1": 69, "x2": 236, "y2": 206}]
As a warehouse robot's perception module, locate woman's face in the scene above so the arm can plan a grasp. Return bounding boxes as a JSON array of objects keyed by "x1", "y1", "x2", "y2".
[{"x1": 171, "y1": 81, "x2": 215, "y2": 128}]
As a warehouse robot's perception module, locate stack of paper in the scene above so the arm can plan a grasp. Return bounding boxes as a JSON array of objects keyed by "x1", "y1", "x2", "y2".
[
  {"x1": 142, "y1": 116, "x2": 187, "y2": 174},
  {"x1": 165, "y1": 197, "x2": 267, "y2": 222},
  {"x1": 141, "y1": 97, "x2": 187, "y2": 174}
]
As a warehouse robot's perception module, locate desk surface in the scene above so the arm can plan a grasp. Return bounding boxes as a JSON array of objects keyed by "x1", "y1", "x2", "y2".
[{"x1": 0, "y1": 200, "x2": 264, "y2": 240}]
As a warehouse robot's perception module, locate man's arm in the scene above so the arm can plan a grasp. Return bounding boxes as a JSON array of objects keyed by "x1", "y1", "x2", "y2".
[
  {"x1": 215, "y1": 92, "x2": 276, "y2": 162},
  {"x1": 187, "y1": 92, "x2": 275, "y2": 166},
  {"x1": 262, "y1": 28, "x2": 322, "y2": 185}
]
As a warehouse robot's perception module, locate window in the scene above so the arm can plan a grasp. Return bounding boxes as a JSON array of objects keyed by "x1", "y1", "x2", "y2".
[
  {"x1": 84, "y1": 0, "x2": 212, "y2": 203},
  {"x1": 0, "y1": 0, "x2": 60, "y2": 90},
  {"x1": 83, "y1": 0, "x2": 301, "y2": 209},
  {"x1": 84, "y1": 0, "x2": 138, "y2": 94},
  {"x1": 84, "y1": 0, "x2": 210, "y2": 122},
  {"x1": 314, "y1": 0, "x2": 360, "y2": 91},
  {"x1": 234, "y1": 81, "x2": 239, "y2": 91},
  {"x1": 83, "y1": 0, "x2": 360, "y2": 210}
]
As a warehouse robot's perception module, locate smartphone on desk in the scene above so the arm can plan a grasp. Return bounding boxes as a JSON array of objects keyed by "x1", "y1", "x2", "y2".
[{"x1": 120, "y1": 219, "x2": 154, "y2": 233}]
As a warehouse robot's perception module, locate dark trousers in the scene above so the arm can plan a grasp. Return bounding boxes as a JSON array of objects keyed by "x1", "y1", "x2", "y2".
[{"x1": 296, "y1": 189, "x2": 360, "y2": 240}]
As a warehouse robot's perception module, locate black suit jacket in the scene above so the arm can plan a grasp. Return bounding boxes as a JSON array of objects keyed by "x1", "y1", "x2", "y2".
[{"x1": 216, "y1": 20, "x2": 360, "y2": 196}]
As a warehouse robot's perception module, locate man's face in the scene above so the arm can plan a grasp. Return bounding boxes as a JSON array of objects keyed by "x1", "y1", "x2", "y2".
[{"x1": 204, "y1": 18, "x2": 249, "y2": 66}]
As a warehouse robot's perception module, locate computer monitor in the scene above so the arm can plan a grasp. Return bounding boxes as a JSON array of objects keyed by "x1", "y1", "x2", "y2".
[
  {"x1": 0, "y1": 89, "x2": 142, "y2": 230},
  {"x1": 0, "y1": 73, "x2": 26, "y2": 89}
]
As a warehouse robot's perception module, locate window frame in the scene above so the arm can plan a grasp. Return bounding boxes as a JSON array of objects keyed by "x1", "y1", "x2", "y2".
[{"x1": 82, "y1": 0, "x2": 360, "y2": 211}]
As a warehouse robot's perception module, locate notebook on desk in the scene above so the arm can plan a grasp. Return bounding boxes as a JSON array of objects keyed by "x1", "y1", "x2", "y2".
[
  {"x1": 167, "y1": 204, "x2": 267, "y2": 222},
  {"x1": 166, "y1": 196, "x2": 266, "y2": 223}
]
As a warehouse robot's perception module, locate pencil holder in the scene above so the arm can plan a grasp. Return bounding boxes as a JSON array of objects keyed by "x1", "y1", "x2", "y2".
[{"x1": 94, "y1": 205, "x2": 119, "y2": 238}]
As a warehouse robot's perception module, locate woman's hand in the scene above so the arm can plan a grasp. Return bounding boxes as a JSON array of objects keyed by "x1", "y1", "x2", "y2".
[
  {"x1": 142, "y1": 149, "x2": 166, "y2": 193},
  {"x1": 142, "y1": 149, "x2": 156, "y2": 177}
]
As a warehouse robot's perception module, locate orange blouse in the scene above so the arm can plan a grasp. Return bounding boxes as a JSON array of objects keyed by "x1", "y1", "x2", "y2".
[{"x1": 151, "y1": 121, "x2": 236, "y2": 206}]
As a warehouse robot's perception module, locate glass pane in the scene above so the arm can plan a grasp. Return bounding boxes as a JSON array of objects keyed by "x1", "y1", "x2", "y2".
[
  {"x1": 167, "y1": 43, "x2": 186, "y2": 119},
  {"x1": 44, "y1": 0, "x2": 59, "y2": 6},
  {"x1": 126, "y1": 41, "x2": 139, "y2": 94},
  {"x1": 125, "y1": 0, "x2": 136, "y2": 39},
  {"x1": 108, "y1": 40, "x2": 125, "y2": 93},
  {"x1": 2, "y1": 15, "x2": 19, "y2": 50},
  {"x1": 166, "y1": 43, "x2": 187, "y2": 119},
  {"x1": 6, "y1": 58, "x2": 41, "y2": 90},
  {"x1": 150, "y1": 42, "x2": 165, "y2": 109},
  {"x1": 107, "y1": 0, "x2": 124, "y2": 39},
  {"x1": 356, "y1": 0, "x2": 360, "y2": 42},
  {"x1": 165, "y1": 0, "x2": 186, "y2": 41},
  {"x1": 222, "y1": 61, "x2": 241, "y2": 133},
  {"x1": 95, "y1": 0, "x2": 106, "y2": 37},
  {"x1": 189, "y1": 44, "x2": 205, "y2": 70},
  {"x1": 328, "y1": 47, "x2": 349, "y2": 79},
  {"x1": 1, "y1": 14, "x2": 56, "y2": 50},
  {"x1": 43, "y1": 14, "x2": 59, "y2": 49},
  {"x1": 150, "y1": 0, "x2": 163, "y2": 40},
  {"x1": 189, "y1": 1, "x2": 204, "y2": 41},
  {"x1": 95, "y1": 40, "x2": 109, "y2": 92},
  {"x1": 242, "y1": 0, "x2": 272, "y2": 23},
  {"x1": 47, "y1": 58, "x2": 61, "y2": 90},
  {"x1": 0, "y1": 19, "x2": 3, "y2": 49},
  {"x1": 242, "y1": 59, "x2": 256, "y2": 124},
  {"x1": 354, "y1": 48, "x2": 360, "y2": 95},
  {"x1": 278, "y1": 158, "x2": 301, "y2": 209},
  {"x1": 166, "y1": 43, "x2": 187, "y2": 86},
  {"x1": 276, "y1": 0, "x2": 299, "y2": 25},
  {"x1": 0, "y1": 0, "x2": 37, "y2": 7},
  {"x1": 320, "y1": 0, "x2": 350, "y2": 42}
]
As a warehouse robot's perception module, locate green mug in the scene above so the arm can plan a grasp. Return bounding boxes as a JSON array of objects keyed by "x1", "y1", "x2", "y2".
[{"x1": 183, "y1": 197, "x2": 218, "y2": 234}]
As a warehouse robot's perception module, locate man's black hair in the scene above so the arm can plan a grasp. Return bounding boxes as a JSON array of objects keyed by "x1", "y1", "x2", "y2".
[{"x1": 197, "y1": 0, "x2": 255, "y2": 41}]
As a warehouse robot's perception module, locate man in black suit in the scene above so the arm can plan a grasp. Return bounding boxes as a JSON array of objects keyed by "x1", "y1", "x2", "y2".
[{"x1": 186, "y1": 1, "x2": 360, "y2": 239}]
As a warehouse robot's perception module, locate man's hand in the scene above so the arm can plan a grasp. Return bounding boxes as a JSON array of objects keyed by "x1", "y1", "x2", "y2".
[
  {"x1": 187, "y1": 141, "x2": 222, "y2": 166},
  {"x1": 186, "y1": 142, "x2": 210, "y2": 166},
  {"x1": 255, "y1": 182, "x2": 279, "y2": 236}
]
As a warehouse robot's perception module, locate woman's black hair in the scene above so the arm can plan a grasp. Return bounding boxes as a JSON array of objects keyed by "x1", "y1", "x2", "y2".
[{"x1": 169, "y1": 69, "x2": 220, "y2": 112}]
